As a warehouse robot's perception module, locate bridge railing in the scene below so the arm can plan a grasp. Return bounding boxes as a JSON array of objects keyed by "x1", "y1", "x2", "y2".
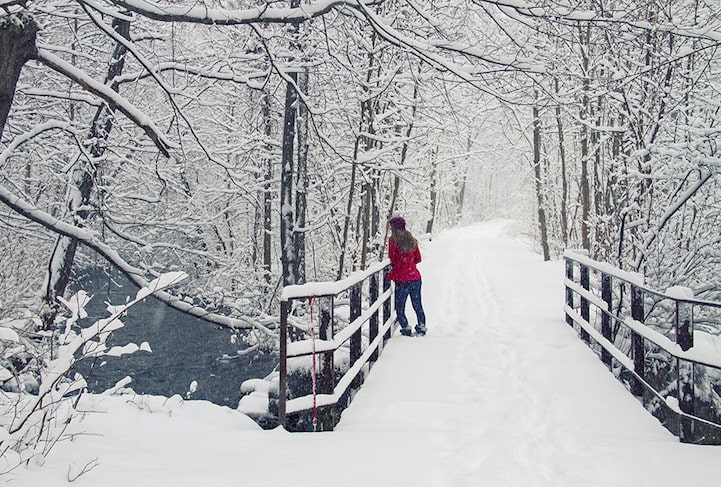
[
  {"x1": 277, "y1": 260, "x2": 394, "y2": 431},
  {"x1": 564, "y1": 250, "x2": 721, "y2": 444}
]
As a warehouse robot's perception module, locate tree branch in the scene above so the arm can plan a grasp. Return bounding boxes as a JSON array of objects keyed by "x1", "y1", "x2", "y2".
[
  {"x1": 0, "y1": 181, "x2": 270, "y2": 332},
  {"x1": 634, "y1": 170, "x2": 714, "y2": 271},
  {"x1": 34, "y1": 48, "x2": 174, "y2": 158},
  {"x1": 477, "y1": 0, "x2": 721, "y2": 45},
  {"x1": 107, "y1": 0, "x2": 373, "y2": 24}
]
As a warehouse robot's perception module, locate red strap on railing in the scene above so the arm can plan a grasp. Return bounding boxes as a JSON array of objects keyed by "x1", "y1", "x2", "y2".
[{"x1": 308, "y1": 295, "x2": 318, "y2": 432}]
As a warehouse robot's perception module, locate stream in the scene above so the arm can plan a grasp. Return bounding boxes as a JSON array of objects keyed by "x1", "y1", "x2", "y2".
[{"x1": 73, "y1": 269, "x2": 276, "y2": 409}]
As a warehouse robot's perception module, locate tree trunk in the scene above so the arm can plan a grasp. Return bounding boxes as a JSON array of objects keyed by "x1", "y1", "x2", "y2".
[
  {"x1": 456, "y1": 134, "x2": 472, "y2": 224},
  {"x1": 425, "y1": 147, "x2": 438, "y2": 235},
  {"x1": 579, "y1": 24, "x2": 592, "y2": 252},
  {"x1": 383, "y1": 76, "x2": 419, "y2": 256},
  {"x1": 42, "y1": 17, "x2": 130, "y2": 329},
  {"x1": 360, "y1": 182, "x2": 372, "y2": 269},
  {"x1": 293, "y1": 68, "x2": 309, "y2": 284},
  {"x1": 338, "y1": 68, "x2": 375, "y2": 278},
  {"x1": 358, "y1": 112, "x2": 378, "y2": 269},
  {"x1": 337, "y1": 136, "x2": 359, "y2": 280},
  {"x1": 262, "y1": 84, "x2": 273, "y2": 284},
  {"x1": 554, "y1": 78, "x2": 569, "y2": 247},
  {"x1": 280, "y1": 76, "x2": 298, "y2": 287},
  {"x1": 0, "y1": 13, "x2": 38, "y2": 138},
  {"x1": 533, "y1": 103, "x2": 550, "y2": 261},
  {"x1": 280, "y1": 0, "x2": 301, "y2": 287}
]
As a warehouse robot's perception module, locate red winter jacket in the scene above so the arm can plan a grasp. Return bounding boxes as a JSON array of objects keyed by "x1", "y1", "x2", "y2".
[{"x1": 387, "y1": 238, "x2": 422, "y2": 282}]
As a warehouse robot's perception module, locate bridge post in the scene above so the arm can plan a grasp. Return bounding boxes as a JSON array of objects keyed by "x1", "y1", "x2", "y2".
[
  {"x1": 278, "y1": 299, "x2": 290, "y2": 428},
  {"x1": 676, "y1": 300, "x2": 696, "y2": 443},
  {"x1": 369, "y1": 272, "x2": 379, "y2": 362},
  {"x1": 580, "y1": 263, "x2": 590, "y2": 344},
  {"x1": 383, "y1": 268, "x2": 392, "y2": 340},
  {"x1": 630, "y1": 285, "x2": 645, "y2": 397},
  {"x1": 318, "y1": 296, "x2": 335, "y2": 431},
  {"x1": 601, "y1": 273, "x2": 612, "y2": 367},
  {"x1": 350, "y1": 283, "x2": 363, "y2": 388},
  {"x1": 676, "y1": 300, "x2": 693, "y2": 351},
  {"x1": 565, "y1": 258, "x2": 574, "y2": 328}
]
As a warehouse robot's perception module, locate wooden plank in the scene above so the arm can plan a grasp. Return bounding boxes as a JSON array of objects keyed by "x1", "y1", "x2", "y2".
[
  {"x1": 350, "y1": 283, "x2": 362, "y2": 389},
  {"x1": 318, "y1": 296, "x2": 335, "y2": 431},
  {"x1": 580, "y1": 263, "x2": 590, "y2": 343},
  {"x1": 565, "y1": 259, "x2": 574, "y2": 328},
  {"x1": 601, "y1": 273, "x2": 612, "y2": 366},
  {"x1": 369, "y1": 272, "x2": 379, "y2": 362},
  {"x1": 278, "y1": 300, "x2": 290, "y2": 428},
  {"x1": 630, "y1": 285, "x2": 645, "y2": 397}
]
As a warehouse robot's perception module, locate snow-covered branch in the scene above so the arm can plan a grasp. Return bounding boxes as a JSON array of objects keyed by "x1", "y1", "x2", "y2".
[
  {"x1": 114, "y1": 62, "x2": 268, "y2": 90},
  {"x1": 0, "y1": 121, "x2": 74, "y2": 168},
  {"x1": 0, "y1": 182, "x2": 269, "y2": 332},
  {"x1": 107, "y1": 0, "x2": 371, "y2": 24},
  {"x1": 34, "y1": 48, "x2": 174, "y2": 158},
  {"x1": 348, "y1": 2, "x2": 540, "y2": 104},
  {"x1": 0, "y1": 0, "x2": 25, "y2": 11},
  {"x1": 634, "y1": 170, "x2": 714, "y2": 270},
  {"x1": 479, "y1": 0, "x2": 721, "y2": 44},
  {"x1": 78, "y1": 1, "x2": 262, "y2": 176}
]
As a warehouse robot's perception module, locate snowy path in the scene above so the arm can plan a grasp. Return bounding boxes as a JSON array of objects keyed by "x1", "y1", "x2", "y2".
[
  {"x1": 335, "y1": 221, "x2": 719, "y2": 486},
  {"x1": 12, "y1": 221, "x2": 721, "y2": 487}
]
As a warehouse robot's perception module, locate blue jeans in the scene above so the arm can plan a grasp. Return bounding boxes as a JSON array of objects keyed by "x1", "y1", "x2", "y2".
[{"x1": 394, "y1": 280, "x2": 426, "y2": 332}]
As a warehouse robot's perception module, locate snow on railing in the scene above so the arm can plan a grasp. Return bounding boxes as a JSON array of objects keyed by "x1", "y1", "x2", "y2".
[
  {"x1": 277, "y1": 260, "x2": 394, "y2": 432},
  {"x1": 564, "y1": 250, "x2": 721, "y2": 444}
]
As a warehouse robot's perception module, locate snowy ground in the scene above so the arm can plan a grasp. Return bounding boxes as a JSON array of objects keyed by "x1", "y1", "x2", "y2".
[{"x1": 6, "y1": 221, "x2": 721, "y2": 486}]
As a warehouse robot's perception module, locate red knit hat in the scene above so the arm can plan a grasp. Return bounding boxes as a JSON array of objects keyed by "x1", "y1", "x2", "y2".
[{"x1": 389, "y1": 216, "x2": 406, "y2": 229}]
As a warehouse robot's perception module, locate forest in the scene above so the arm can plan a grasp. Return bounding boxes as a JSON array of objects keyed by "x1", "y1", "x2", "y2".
[
  {"x1": 1, "y1": 0, "x2": 721, "y2": 467},
  {"x1": 2, "y1": 0, "x2": 718, "y2": 332}
]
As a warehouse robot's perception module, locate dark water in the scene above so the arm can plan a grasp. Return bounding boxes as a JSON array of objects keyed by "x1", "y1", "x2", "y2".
[{"x1": 72, "y1": 269, "x2": 276, "y2": 408}]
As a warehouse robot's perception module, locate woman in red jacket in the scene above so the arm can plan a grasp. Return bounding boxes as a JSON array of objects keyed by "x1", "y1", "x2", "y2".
[{"x1": 387, "y1": 216, "x2": 427, "y2": 336}]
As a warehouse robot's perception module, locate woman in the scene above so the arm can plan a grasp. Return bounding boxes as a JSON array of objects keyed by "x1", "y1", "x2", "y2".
[{"x1": 387, "y1": 216, "x2": 427, "y2": 336}]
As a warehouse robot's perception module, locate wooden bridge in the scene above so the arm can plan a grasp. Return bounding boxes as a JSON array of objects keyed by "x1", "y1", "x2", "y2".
[
  {"x1": 274, "y1": 239, "x2": 721, "y2": 445},
  {"x1": 564, "y1": 250, "x2": 721, "y2": 444},
  {"x1": 277, "y1": 259, "x2": 393, "y2": 432}
]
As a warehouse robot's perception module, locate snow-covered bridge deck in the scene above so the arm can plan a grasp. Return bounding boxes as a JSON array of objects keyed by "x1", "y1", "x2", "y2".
[{"x1": 329, "y1": 221, "x2": 720, "y2": 485}]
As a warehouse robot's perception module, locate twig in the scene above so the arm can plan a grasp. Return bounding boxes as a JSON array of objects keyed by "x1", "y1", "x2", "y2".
[{"x1": 67, "y1": 457, "x2": 99, "y2": 482}]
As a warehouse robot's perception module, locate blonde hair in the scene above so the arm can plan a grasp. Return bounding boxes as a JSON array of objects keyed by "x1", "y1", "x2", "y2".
[{"x1": 391, "y1": 227, "x2": 418, "y2": 253}]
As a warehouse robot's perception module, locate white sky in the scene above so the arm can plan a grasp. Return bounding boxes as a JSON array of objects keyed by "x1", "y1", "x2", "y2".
[{"x1": 9, "y1": 220, "x2": 721, "y2": 486}]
